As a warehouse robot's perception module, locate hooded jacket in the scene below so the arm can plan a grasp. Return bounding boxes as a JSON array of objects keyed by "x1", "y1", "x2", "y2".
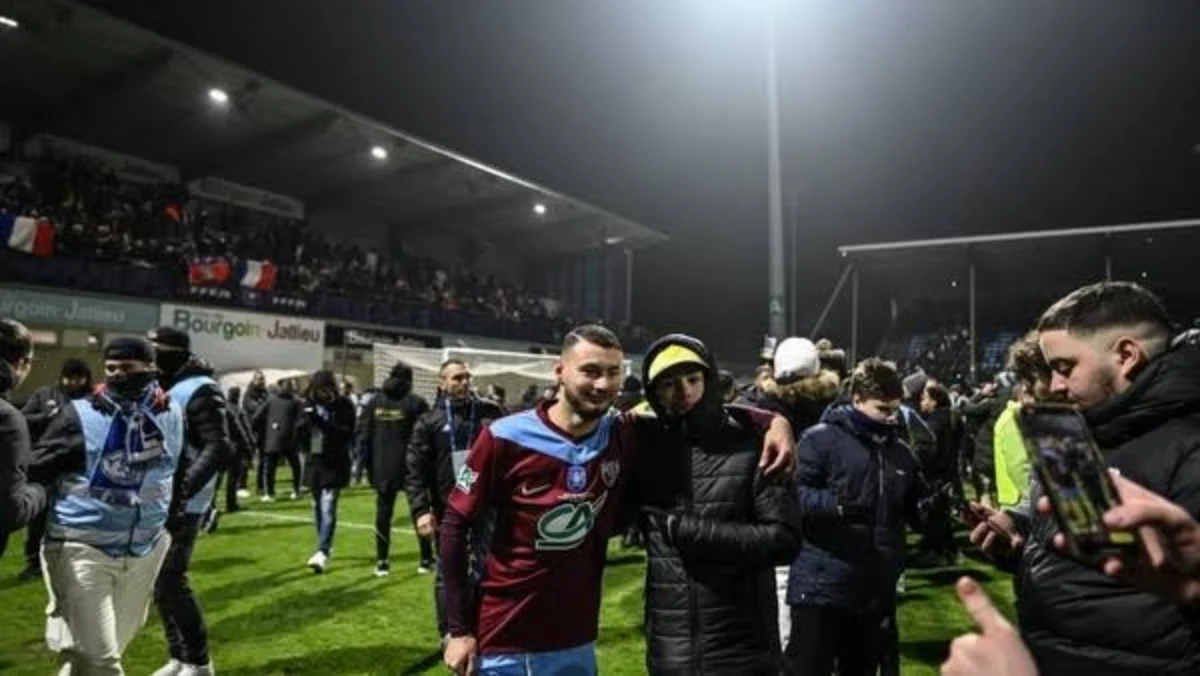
[
  {"x1": 302, "y1": 371, "x2": 357, "y2": 491},
  {"x1": 359, "y1": 367, "x2": 430, "y2": 493},
  {"x1": 0, "y1": 359, "x2": 45, "y2": 545},
  {"x1": 634, "y1": 334, "x2": 803, "y2": 676},
  {"x1": 1015, "y1": 342, "x2": 1200, "y2": 675},
  {"x1": 253, "y1": 387, "x2": 305, "y2": 455},
  {"x1": 405, "y1": 393, "x2": 505, "y2": 522},
  {"x1": 755, "y1": 370, "x2": 841, "y2": 439},
  {"x1": 787, "y1": 401, "x2": 929, "y2": 615}
]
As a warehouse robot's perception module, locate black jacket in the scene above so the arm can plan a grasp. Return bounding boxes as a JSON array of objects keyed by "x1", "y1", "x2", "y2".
[
  {"x1": 635, "y1": 334, "x2": 803, "y2": 676},
  {"x1": 159, "y1": 358, "x2": 233, "y2": 504},
  {"x1": 405, "y1": 396, "x2": 505, "y2": 521},
  {"x1": 789, "y1": 403, "x2": 931, "y2": 615},
  {"x1": 359, "y1": 378, "x2": 429, "y2": 493},
  {"x1": 303, "y1": 395, "x2": 357, "y2": 491},
  {"x1": 253, "y1": 391, "x2": 304, "y2": 455},
  {"x1": 962, "y1": 390, "x2": 1008, "y2": 477},
  {"x1": 22, "y1": 385, "x2": 86, "y2": 442},
  {"x1": 0, "y1": 360, "x2": 46, "y2": 547},
  {"x1": 1015, "y1": 342, "x2": 1200, "y2": 675}
]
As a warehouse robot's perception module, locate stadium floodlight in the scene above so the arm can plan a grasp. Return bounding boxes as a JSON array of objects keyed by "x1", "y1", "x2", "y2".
[
  {"x1": 0, "y1": 15, "x2": 19, "y2": 29},
  {"x1": 605, "y1": 236, "x2": 624, "y2": 245},
  {"x1": 533, "y1": 203, "x2": 547, "y2": 216},
  {"x1": 370, "y1": 145, "x2": 389, "y2": 161},
  {"x1": 207, "y1": 88, "x2": 230, "y2": 105}
]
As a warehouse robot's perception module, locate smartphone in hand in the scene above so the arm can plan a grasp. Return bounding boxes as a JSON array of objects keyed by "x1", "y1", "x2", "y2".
[{"x1": 1015, "y1": 404, "x2": 1137, "y2": 564}]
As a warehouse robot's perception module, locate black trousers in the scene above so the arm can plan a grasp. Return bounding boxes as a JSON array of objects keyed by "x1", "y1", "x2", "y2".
[
  {"x1": 785, "y1": 605, "x2": 884, "y2": 676},
  {"x1": 213, "y1": 457, "x2": 243, "y2": 511},
  {"x1": 263, "y1": 451, "x2": 302, "y2": 497},
  {"x1": 155, "y1": 514, "x2": 209, "y2": 666},
  {"x1": 23, "y1": 508, "x2": 47, "y2": 568},
  {"x1": 375, "y1": 487, "x2": 433, "y2": 563}
]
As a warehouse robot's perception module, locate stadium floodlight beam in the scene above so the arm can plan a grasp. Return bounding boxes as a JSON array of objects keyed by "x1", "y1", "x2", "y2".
[
  {"x1": 370, "y1": 145, "x2": 389, "y2": 161},
  {"x1": 207, "y1": 88, "x2": 230, "y2": 105},
  {"x1": 533, "y1": 203, "x2": 547, "y2": 216},
  {"x1": 0, "y1": 15, "x2": 18, "y2": 29}
]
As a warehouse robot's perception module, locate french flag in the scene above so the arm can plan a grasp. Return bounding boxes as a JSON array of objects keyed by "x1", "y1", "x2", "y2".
[
  {"x1": 238, "y1": 259, "x2": 278, "y2": 291},
  {"x1": 0, "y1": 214, "x2": 54, "y2": 256}
]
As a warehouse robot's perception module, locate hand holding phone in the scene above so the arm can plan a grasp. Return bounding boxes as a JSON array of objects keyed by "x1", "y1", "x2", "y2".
[{"x1": 1016, "y1": 404, "x2": 1138, "y2": 565}]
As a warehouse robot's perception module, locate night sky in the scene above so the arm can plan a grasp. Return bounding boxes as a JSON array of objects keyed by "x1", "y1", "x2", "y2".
[{"x1": 83, "y1": 0, "x2": 1200, "y2": 360}]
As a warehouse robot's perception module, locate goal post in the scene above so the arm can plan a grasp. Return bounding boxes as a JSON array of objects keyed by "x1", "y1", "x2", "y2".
[{"x1": 371, "y1": 343, "x2": 633, "y2": 404}]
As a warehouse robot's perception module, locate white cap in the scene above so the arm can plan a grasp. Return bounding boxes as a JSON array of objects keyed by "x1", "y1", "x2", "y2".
[{"x1": 773, "y1": 337, "x2": 821, "y2": 383}]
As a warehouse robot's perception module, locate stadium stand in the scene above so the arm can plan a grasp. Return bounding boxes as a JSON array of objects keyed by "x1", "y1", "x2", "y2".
[{"x1": 0, "y1": 0, "x2": 666, "y2": 349}]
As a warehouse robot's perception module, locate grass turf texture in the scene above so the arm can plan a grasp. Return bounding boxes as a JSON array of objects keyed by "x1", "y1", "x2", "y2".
[{"x1": 0, "y1": 479, "x2": 1015, "y2": 675}]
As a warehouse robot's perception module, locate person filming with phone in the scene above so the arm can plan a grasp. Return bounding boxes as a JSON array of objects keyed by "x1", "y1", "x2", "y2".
[{"x1": 966, "y1": 281, "x2": 1200, "y2": 675}]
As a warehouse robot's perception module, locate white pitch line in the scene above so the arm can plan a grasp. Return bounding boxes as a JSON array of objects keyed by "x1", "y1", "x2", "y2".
[{"x1": 236, "y1": 509, "x2": 416, "y2": 535}]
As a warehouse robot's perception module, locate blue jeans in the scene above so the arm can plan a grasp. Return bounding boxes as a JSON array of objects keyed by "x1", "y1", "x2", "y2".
[
  {"x1": 479, "y1": 642, "x2": 596, "y2": 675},
  {"x1": 313, "y1": 488, "x2": 339, "y2": 555}
]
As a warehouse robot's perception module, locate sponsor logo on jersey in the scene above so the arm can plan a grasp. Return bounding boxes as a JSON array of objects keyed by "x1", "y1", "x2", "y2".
[
  {"x1": 519, "y1": 482, "x2": 551, "y2": 497},
  {"x1": 455, "y1": 465, "x2": 478, "y2": 493},
  {"x1": 601, "y1": 459, "x2": 620, "y2": 488},
  {"x1": 535, "y1": 491, "x2": 608, "y2": 551}
]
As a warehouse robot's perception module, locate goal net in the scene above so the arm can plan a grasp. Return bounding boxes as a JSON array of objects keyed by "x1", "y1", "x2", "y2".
[{"x1": 371, "y1": 345, "x2": 560, "y2": 404}]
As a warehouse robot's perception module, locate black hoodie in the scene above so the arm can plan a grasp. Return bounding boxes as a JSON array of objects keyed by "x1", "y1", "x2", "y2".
[
  {"x1": 359, "y1": 371, "x2": 430, "y2": 492},
  {"x1": 0, "y1": 360, "x2": 45, "y2": 549},
  {"x1": 1016, "y1": 342, "x2": 1200, "y2": 675},
  {"x1": 634, "y1": 334, "x2": 802, "y2": 676}
]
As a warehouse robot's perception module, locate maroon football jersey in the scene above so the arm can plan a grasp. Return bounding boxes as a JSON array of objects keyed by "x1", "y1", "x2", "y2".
[{"x1": 445, "y1": 403, "x2": 639, "y2": 654}]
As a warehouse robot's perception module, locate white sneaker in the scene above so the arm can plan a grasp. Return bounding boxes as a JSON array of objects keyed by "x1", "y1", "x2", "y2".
[
  {"x1": 259, "y1": 495, "x2": 274, "y2": 503},
  {"x1": 151, "y1": 660, "x2": 183, "y2": 676},
  {"x1": 896, "y1": 573, "x2": 907, "y2": 594},
  {"x1": 178, "y1": 663, "x2": 214, "y2": 676},
  {"x1": 236, "y1": 489, "x2": 251, "y2": 499},
  {"x1": 307, "y1": 551, "x2": 328, "y2": 574},
  {"x1": 289, "y1": 491, "x2": 299, "y2": 501}
]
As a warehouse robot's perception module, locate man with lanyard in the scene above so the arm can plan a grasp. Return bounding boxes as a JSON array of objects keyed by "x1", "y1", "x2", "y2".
[
  {"x1": 406, "y1": 359, "x2": 506, "y2": 640},
  {"x1": 148, "y1": 327, "x2": 233, "y2": 676},
  {"x1": 359, "y1": 362, "x2": 430, "y2": 577},
  {"x1": 30, "y1": 337, "x2": 187, "y2": 675}
]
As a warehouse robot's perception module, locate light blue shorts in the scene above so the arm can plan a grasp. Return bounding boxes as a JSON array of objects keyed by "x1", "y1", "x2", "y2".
[{"x1": 479, "y1": 642, "x2": 597, "y2": 676}]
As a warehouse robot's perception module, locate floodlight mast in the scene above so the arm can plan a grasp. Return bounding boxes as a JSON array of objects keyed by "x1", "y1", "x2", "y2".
[{"x1": 824, "y1": 217, "x2": 1200, "y2": 382}]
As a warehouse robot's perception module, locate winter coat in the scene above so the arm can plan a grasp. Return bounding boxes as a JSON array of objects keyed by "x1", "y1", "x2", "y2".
[
  {"x1": 359, "y1": 378, "x2": 429, "y2": 493},
  {"x1": 302, "y1": 396, "x2": 357, "y2": 491},
  {"x1": 159, "y1": 359, "x2": 233, "y2": 510},
  {"x1": 635, "y1": 334, "x2": 803, "y2": 675},
  {"x1": 788, "y1": 403, "x2": 930, "y2": 615},
  {"x1": 1016, "y1": 342, "x2": 1200, "y2": 675},
  {"x1": 405, "y1": 396, "x2": 506, "y2": 522},
  {"x1": 253, "y1": 391, "x2": 304, "y2": 456},
  {"x1": 0, "y1": 360, "x2": 45, "y2": 548}
]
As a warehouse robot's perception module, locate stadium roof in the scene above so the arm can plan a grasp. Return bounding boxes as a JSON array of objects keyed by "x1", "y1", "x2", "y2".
[{"x1": 0, "y1": 0, "x2": 667, "y2": 257}]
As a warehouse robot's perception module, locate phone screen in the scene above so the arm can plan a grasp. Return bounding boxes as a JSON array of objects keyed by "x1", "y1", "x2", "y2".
[{"x1": 1016, "y1": 405, "x2": 1135, "y2": 558}]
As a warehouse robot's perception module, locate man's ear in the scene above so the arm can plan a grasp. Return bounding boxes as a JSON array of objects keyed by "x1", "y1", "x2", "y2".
[{"x1": 1112, "y1": 336, "x2": 1149, "y2": 381}]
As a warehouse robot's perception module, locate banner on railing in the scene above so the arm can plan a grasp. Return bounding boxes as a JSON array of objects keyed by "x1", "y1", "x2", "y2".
[
  {"x1": 24, "y1": 134, "x2": 180, "y2": 184},
  {"x1": 187, "y1": 176, "x2": 305, "y2": 220},
  {"x1": 188, "y1": 257, "x2": 232, "y2": 286}
]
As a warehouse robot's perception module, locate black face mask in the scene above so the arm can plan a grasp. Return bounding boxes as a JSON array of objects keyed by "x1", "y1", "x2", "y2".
[
  {"x1": 64, "y1": 384, "x2": 90, "y2": 399},
  {"x1": 155, "y1": 351, "x2": 189, "y2": 377},
  {"x1": 106, "y1": 371, "x2": 156, "y2": 402}
]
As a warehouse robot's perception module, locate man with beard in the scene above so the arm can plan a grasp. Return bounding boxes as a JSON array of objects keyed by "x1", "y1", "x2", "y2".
[
  {"x1": 359, "y1": 362, "x2": 430, "y2": 577},
  {"x1": 407, "y1": 359, "x2": 505, "y2": 635},
  {"x1": 29, "y1": 337, "x2": 189, "y2": 675},
  {"x1": 148, "y1": 327, "x2": 234, "y2": 676},
  {"x1": 441, "y1": 325, "x2": 795, "y2": 675},
  {"x1": 16, "y1": 358, "x2": 92, "y2": 581},
  {"x1": 634, "y1": 334, "x2": 803, "y2": 675},
  {"x1": 970, "y1": 282, "x2": 1200, "y2": 675}
]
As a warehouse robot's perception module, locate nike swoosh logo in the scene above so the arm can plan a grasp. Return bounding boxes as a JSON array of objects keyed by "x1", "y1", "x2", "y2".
[{"x1": 520, "y1": 483, "x2": 551, "y2": 497}]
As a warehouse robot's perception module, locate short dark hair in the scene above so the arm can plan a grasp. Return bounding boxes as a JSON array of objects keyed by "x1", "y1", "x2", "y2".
[
  {"x1": 849, "y1": 358, "x2": 903, "y2": 401},
  {"x1": 0, "y1": 319, "x2": 34, "y2": 365},
  {"x1": 1007, "y1": 330, "x2": 1051, "y2": 389},
  {"x1": 1037, "y1": 282, "x2": 1171, "y2": 339},
  {"x1": 440, "y1": 358, "x2": 468, "y2": 374},
  {"x1": 563, "y1": 324, "x2": 622, "y2": 353},
  {"x1": 924, "y1": 382, "x2": 951, "y2": 409}
]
